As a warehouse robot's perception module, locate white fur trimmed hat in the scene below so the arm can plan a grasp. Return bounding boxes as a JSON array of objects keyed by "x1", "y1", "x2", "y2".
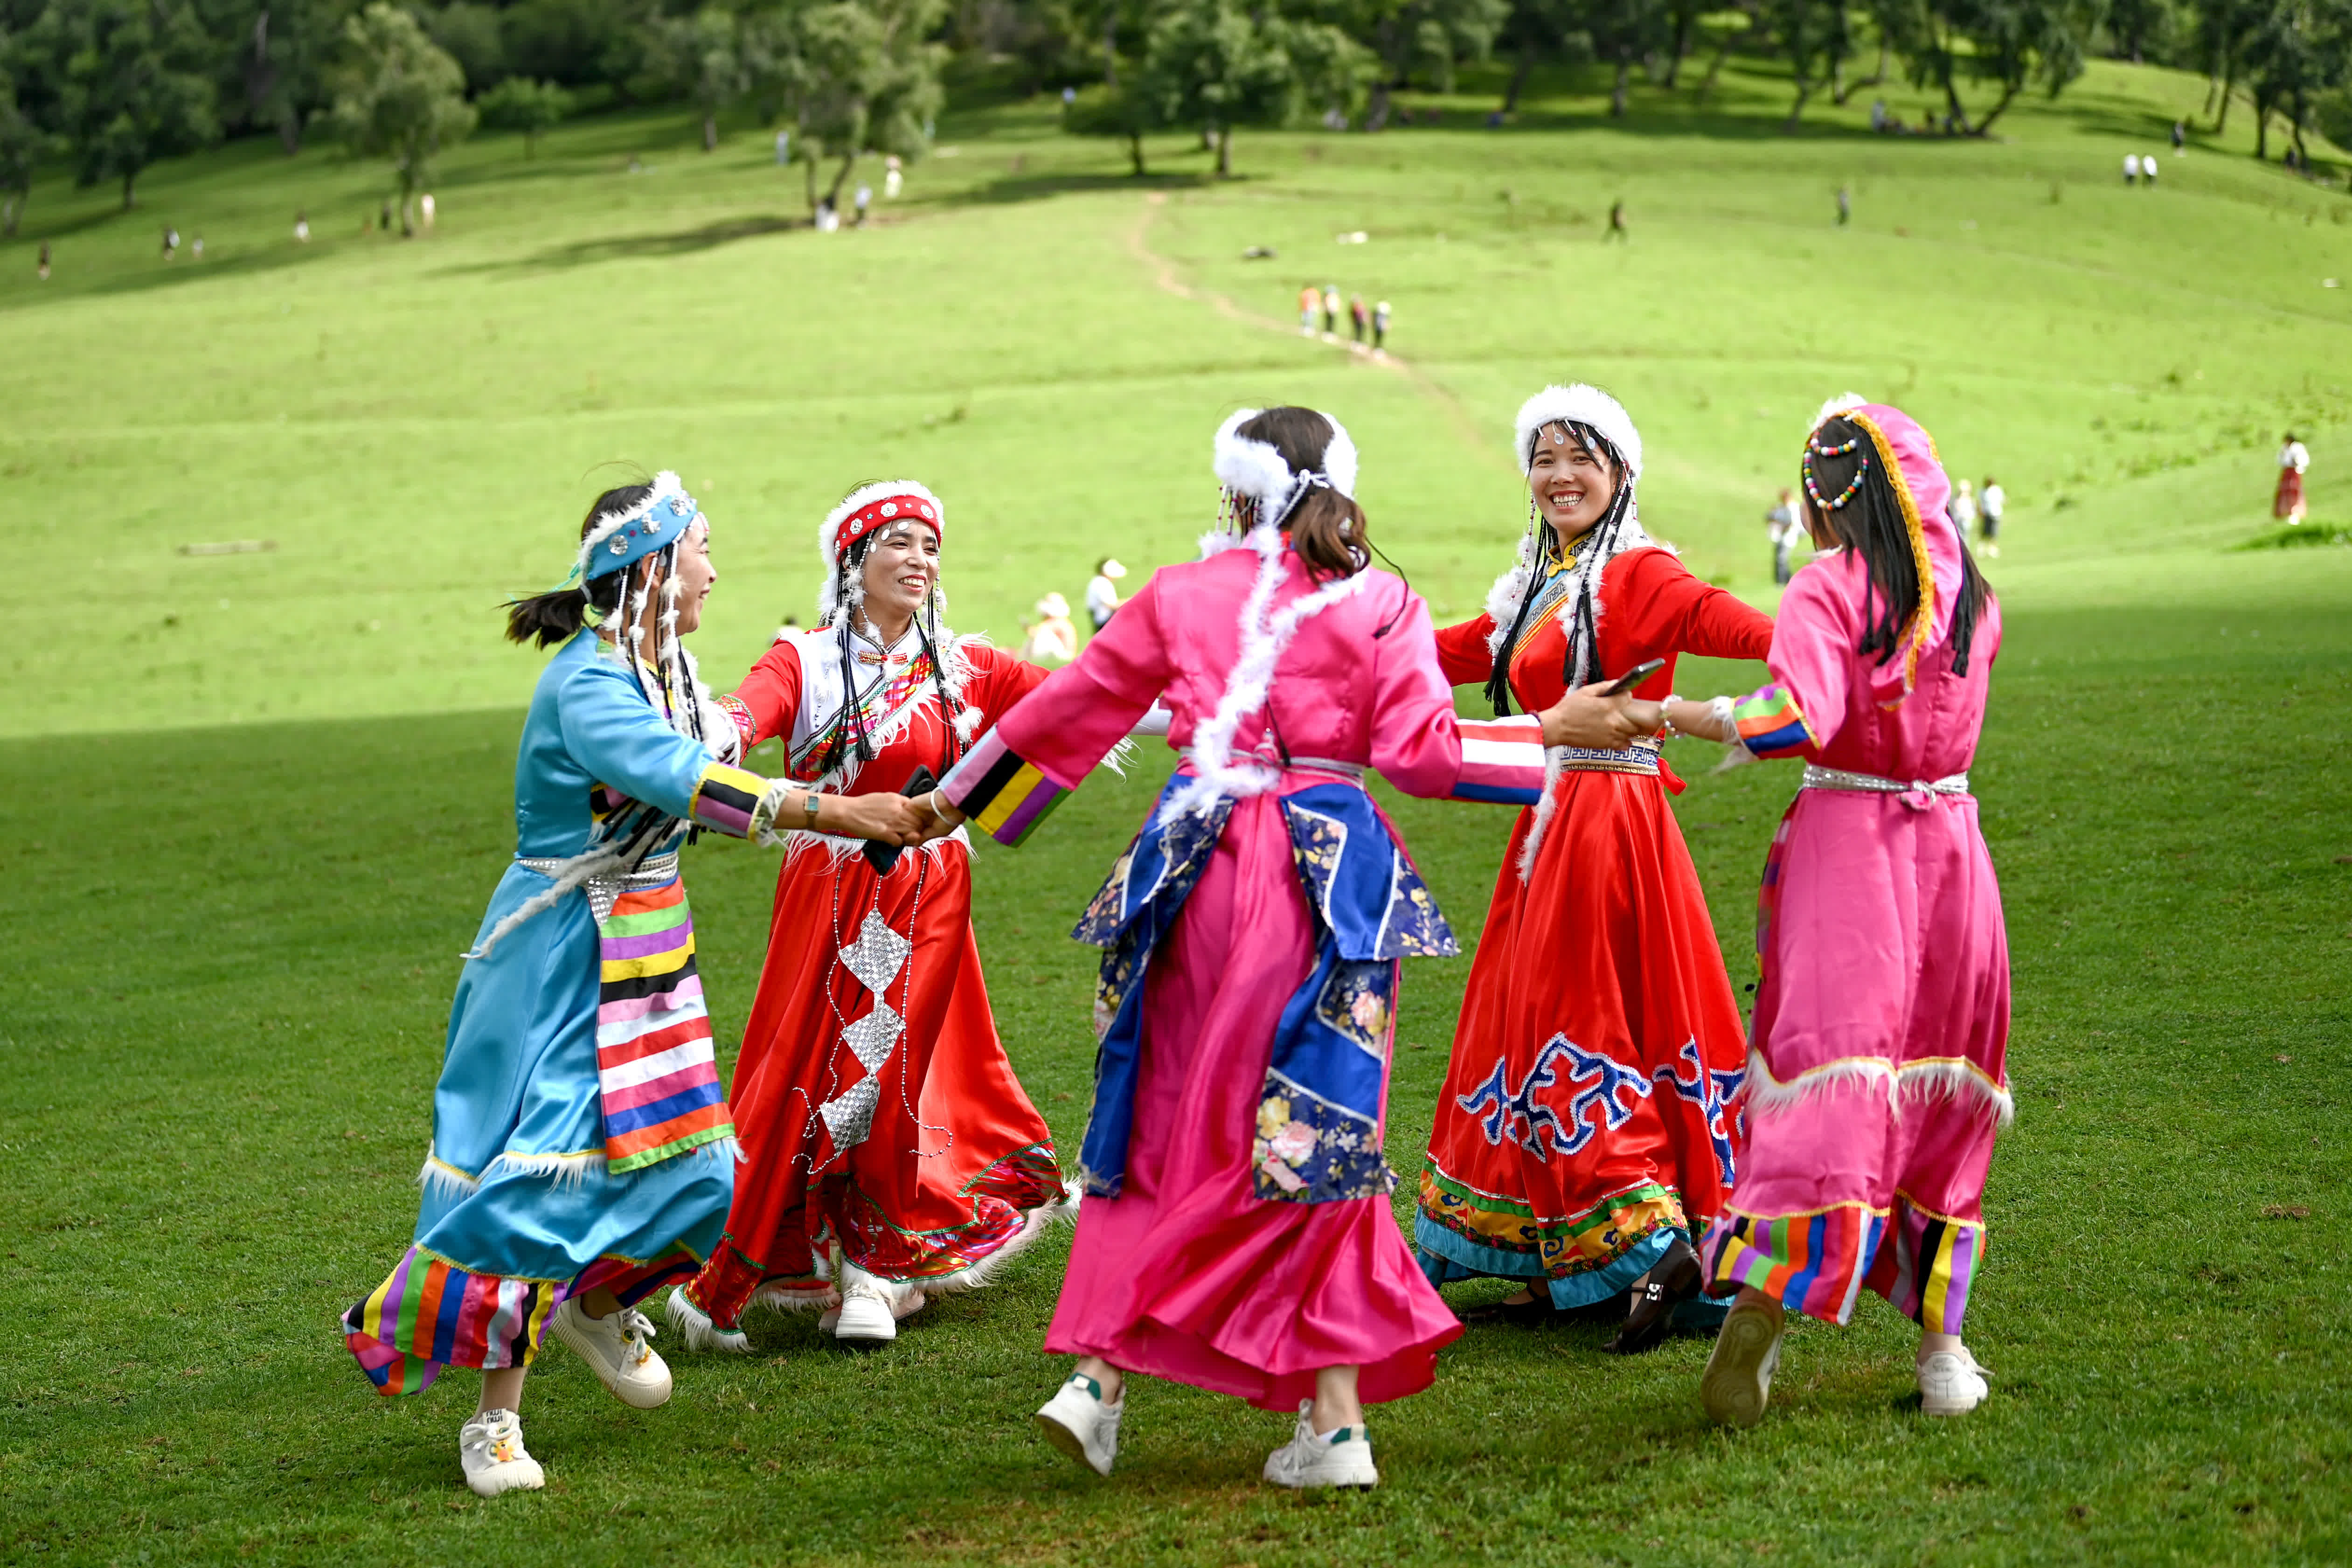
[
  {"x1": 820, "y1": 480, "x2": 944, "y2": 568},
  {"x1": 1213, "y1": 407, "x2": 1360, "y2": 514},
  {"x1": 1513, "y1": 385, "x2": 1642, "y2": 480}
]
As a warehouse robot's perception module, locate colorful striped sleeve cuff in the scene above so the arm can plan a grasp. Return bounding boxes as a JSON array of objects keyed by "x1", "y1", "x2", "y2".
[
  {"x1": 688, "y1": 762, "x2": 770, "y2": 838},
  {"x1": 1731, "y1": 683, "x2": 1814, "y2": 759},
  {"x1": 1452, "y1": 716, "x2": 1548, "y2": 805},
  {"x1": 940, "y1": 728, "x2": 1071, "y2": 846}
]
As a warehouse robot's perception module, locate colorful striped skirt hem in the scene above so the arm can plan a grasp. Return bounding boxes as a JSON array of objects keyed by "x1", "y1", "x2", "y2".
[{"x1": 1700, "y1": 1196, "x2": 1983, "y2": 1332}]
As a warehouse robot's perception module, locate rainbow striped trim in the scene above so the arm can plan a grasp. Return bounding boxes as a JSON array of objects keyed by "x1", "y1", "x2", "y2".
[
  {"x1": 688, "y1": 761, "x2": 767, "y2": 839},
  {"x1": 596, "y1": 878, "x2": 732, "y2": 1172},
  {"x1": 342, "y1": 1247, "x2": 559, "y2": 1396},
  {"x1": 1450, "y1": 716, "x2": 1550, "y2": 805},
  {"x1": 1702, "y1": 1203, "x2": 1887, "y2": 1326},
  {"x1": 1864, "y1": 1199, "x2": 1985, "y2": 1334},
  {"x1": 1731, "y1": 682, "x2": 1813, "y2": 760},
  {"x1": 940, "y1": 728, "x2": 1071, "y2": 846}
]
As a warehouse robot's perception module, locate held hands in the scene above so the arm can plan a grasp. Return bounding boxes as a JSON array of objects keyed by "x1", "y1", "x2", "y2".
[
  {"x1": 1537, "y1": 682, "x2": 1647, "y2": 750},
  {"x1": 916, "y1": 789, "x2": 967, "y2": 844},
  {"x1": 823, "y1": 791, "x2": 929, "y2": 846}
]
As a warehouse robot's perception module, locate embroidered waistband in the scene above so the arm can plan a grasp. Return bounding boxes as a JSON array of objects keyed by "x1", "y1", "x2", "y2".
[
  {"x1": 1554, "y1": 737, "x2": 1662, "y2": 776},
  {"x1": 1802, "y1": 765, "x2": 1970, "y2": 797},
  {"x1": 515, "y1": 851, "x2": 680, "y2": 890}
]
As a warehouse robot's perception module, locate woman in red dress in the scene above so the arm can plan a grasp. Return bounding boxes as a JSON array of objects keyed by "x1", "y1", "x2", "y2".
[
  {"x1": 1413, "y1": 385, "x2": 1776, "y2": 1351},
  {"x1": 669, "y1": 482, "x2": 1072, "y2": 1352}
]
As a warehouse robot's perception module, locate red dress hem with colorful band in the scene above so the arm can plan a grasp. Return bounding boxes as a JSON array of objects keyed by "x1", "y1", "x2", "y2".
[{"x1": 1415, "y1": 546, "x2": 1774, "y2": 1308}]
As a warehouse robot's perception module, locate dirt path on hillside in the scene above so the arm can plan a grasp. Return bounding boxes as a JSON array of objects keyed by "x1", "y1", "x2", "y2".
[{"x1": 1127, "y1": 193, "x2": 1504, "y2": 468}]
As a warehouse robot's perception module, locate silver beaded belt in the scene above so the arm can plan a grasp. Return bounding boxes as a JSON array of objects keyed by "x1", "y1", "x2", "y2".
[
  {"x1": 514, "y1": 850, "x2": 680, "y2": 923},
  {"x1": 1802, "y1": 765, "x2": 1970, "y2": 798},
  {"x1": 1556, "y1": 736, "x2": 1662, "y2": 777}
]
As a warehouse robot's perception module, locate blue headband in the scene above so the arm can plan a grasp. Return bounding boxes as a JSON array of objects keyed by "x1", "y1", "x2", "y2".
[{"x1": 580, "y1": 472, "x2": 699, "y2": 582}]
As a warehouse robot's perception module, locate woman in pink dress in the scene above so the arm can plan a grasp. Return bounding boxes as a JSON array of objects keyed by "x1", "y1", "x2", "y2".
[
  {"x1": 928, "y1": 407, "x2": 1623, "y2": 1488},
  {"x1": 1639, "y1": 398, "x2": 2007, "y2": 1426}
]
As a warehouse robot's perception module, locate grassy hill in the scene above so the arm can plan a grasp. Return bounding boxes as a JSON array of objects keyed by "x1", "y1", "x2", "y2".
[{"x1": 4, "y1": 51, "x2": 2351, "y2": 1567}]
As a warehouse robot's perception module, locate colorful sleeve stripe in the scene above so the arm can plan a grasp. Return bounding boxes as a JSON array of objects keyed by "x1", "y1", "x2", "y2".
[
  {"x1": 1732, "y1": 683, "x2": 1814, "y2": 760},
  {"x1": 688, "y1": 762, "x2": 768, "y2": 838},
  {"x1": 714, "y1": 693, "x2": 758, "y2": 756},
  {"x1": 941, "y1": 728, "x2": 1072, "y2": 846},
  {"x1": 1451, "y1": 715, "x2": 1548, "y2": 805}
]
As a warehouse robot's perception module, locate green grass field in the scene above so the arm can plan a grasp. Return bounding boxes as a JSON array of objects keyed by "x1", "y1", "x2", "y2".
[{"x1": 6, "y1": 51, "x2": 2352, "y2": 1566}]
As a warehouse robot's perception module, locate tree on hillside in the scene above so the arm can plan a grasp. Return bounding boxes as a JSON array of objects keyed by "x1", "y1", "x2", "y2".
[
  {"x1": 2196, "y1": 0, "x2": 2267, "y2": 127},
  {"x1": 1581, "y1": 0, "x2": 1669, "y2": 114},
  {"x1": 1764, "y1": 0, "x2": 1852, "y2": 125},
  {"x1": 327, "y1": 1, "x2": 473, "y2": 234},
  {"x1": 2243, "y1": 0, "x2": 2352, "y2": 160},
  {"x1": 212, "y1": 0, "x2": 355, "y2": 153},
  {"x1": 476, "y1": 72, "x2": 571, "y2": 155},
  {"x1": 1138, "y1": 0, "x2": 1369, "y2": 173},
  {"x1": 2103, "y1": 0, "x2": 2176, "y2": 61},
  {"x1": 26, "y1": 0, "x2": 220, "y2": 208},
  {"x1": 499, "y1": 0, "x2": 654, "y2": 97},
  {"x1": 1351, "y1": 0, "x2": 1508, "y2": 128},
  {"x1": 1492, "y1": 0, "x2": 1588, "y2": 113},
  {"x1": 0, "y1": 62, "x2": 56, "y2": 235},
  {"x1": 424, "y1": 1, "x2": 505, "y2": 91},
  {"x1": 1903, "y1": 0, "x2": 2104, "y2": 133},
  {"x1": 643, "y1": 4, "x2": 745, "y2": 150},
  {"x1": 770, "y1": 0, "x2": 945, "y2": 217},
  {"x1": 1062, "y1": 74, "x2": 1156, "y2": 171}
]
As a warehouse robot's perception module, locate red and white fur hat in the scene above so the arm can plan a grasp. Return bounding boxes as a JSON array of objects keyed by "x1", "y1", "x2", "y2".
[{"x1": 817, "y1": 480, "x2": 944, "y2": 624}]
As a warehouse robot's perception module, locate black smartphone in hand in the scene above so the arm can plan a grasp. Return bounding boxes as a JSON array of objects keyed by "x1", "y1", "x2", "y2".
[
  {"x1": 1598, "y1": 658, "x2": 1666, "y2": 696},
  {"x1": 862, "y1": 765, "x2": 939, "y2": 875}
]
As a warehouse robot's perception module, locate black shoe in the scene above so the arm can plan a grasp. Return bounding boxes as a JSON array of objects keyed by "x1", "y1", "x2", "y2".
[
  {"x1": 1460, "y1": 1291, "x2": 1557, "y2": 1326},
  {"x1": 1603, "y1": 1238, "x2": 1702, "y2": 1355}
]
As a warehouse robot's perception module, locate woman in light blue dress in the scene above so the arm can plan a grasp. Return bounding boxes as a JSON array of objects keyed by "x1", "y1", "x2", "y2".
[{"x1": 341, "y1": 473, "x2": 923, "y2": 1497}]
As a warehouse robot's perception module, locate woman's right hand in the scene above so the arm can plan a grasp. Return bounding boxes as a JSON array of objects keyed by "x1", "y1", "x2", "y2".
[
  {"x1": 1537, "y1": 682, "x2": 1643, "y2": 750},
  {"x1": 821, "y1": 791, "x2": 927, "y2": 846}
]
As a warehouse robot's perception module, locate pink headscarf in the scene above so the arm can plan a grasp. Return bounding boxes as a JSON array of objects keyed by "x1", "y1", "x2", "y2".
[{"x1": 1810, "y1": 398, "x2": 1961, "y2": 708}]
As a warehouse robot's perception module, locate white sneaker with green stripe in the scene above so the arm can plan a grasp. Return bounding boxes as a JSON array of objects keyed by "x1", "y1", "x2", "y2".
[
  {"x1": 1034, "y1": 1372, "x2": 1122, "y2": 1476},
  {"x1": 1262, "y1": 1401, "x2": 1378, "y2": 1489}
]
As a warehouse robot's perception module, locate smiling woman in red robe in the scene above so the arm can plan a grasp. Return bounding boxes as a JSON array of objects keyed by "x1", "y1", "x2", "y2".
[{"x1": 1412, "y1": 385, "x2": 1775, "y2": 1352}]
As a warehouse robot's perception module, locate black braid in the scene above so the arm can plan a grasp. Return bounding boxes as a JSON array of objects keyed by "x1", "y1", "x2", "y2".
[
  {"x1": 1483, "y1": 517, "x2": 1552, "y2": 717},
  {"x1": 1559, "y1": 479, "x2": 1633, "y2": 691},
  {"x1": 913, "y1": 590, "x2": 964, "y2": 767}
]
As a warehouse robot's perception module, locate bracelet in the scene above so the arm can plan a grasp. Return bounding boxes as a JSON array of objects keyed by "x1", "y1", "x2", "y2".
[
  {"x1": 927, "y1": 789, "x2": 955, "y2": 828},
  {"x1": 1659, "y1": 693, "x2": 1681, "y2": 739},
  {"x1": 803, "y1": 790, "x2": 822, "y2": 826}
]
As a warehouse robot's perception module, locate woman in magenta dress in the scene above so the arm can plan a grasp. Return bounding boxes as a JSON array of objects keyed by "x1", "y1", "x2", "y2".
[
  {"x1": 930, "y1": 407, "x2": 1615, "y2": 1488},
  {"x1": 1646, "y1": 398, "x2": 2007, "y2": 1425}
]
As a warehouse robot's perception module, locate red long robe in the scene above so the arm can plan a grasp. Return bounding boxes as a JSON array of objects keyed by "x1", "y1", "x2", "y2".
[
  {"x1": 1415, "y1": 546, "x2": 1774, "y2": 1306},
  {"x1": 684, "y1": 630, "x2": 1065, "y2": 1329}
]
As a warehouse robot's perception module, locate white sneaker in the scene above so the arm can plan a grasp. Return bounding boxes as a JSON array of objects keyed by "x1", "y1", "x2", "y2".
[
  {"x1": 459, "y1": 1408, "x2": 545, "y2": 1498},
  {"x1": 1919, "y1": 1348, "x2": 1993, "y2": 1415},
  {"x1": 550, "y1": 1298, "x2": 673, "y2": 1409},
  {"x1": 666, "y1": 1284, "x2": 749, "y2": 1354},
  {"x1": 832, "y1": 1277, "x2": 902, "y2": 1347},
  {"x1": 1700, "y1": 1294, "x2": 1785, "y2": 1428},
  {"x1": 1262, "y1": 1401, "x2": 1378, "y2": 1489},
  {"x1": 818, "y1": 1284, "x2": 925, "y2": 1336},
  {"x1": 1034, "y1": 1373, "x2": 1122, "y2": 1476}
]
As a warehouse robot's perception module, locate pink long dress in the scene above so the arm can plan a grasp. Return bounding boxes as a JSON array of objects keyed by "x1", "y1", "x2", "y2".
[
  {"x1": 944, "y1": 542, "x2": 1547, "y2": 1409},
  {"x1": 1699, "y1": 403, "x2": 2011, "y2": 1332}
]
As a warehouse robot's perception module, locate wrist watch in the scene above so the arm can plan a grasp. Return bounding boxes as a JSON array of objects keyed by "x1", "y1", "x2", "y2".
[{"x1": 803, "y1": 790, "x2": 822, "y2": 826}]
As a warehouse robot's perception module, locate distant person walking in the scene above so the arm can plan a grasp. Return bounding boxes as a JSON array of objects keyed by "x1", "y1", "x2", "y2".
[
  {"x1": 854, "y1": 184, "x2": 872, "y2": 225},
  {"x1": 1978, "y1": 476, "x2": 2004, "y2": 557},
  {"x1": 2140, "y1": 156, "x2": 2158, "y2": 188},
  {"x1": 776, "y1": 130, "x2": 791, "y2": 164},
  {"x1": 422, "y1": 193, "x2": 437, "y2": 227},
  {"x1": 2123, "y1": 153, "x2": 2139, "y2": 185},
  {"x1": 162, "y1": 225, "x2": 179, "y2": 260},
  {"x1": 2275, "y1": 433, "x2": 2310, "y2": 521},
  {"x1": 1298, "y1": 284, "x2": 1319, "y2": 336},
  {"x1": 191, "y1": 235, "x2": 204, "y2": 260},
  {"x1": 1084, "y1": 557, "x2": 1126, "y2": 631},
  {"x1": 37, "y1": 242, "x2": 50, "y2": 281},
  {"x1": 1606, "y1": 199, "x2": 1629, "y2": 242},
  {"x1": 1766, "y1": 487, "x2": 1800, "y2": 585},
  {"x1": 2171, "y1": 119, "x2": 2185, "y2": 154},
  {"x1": 1836, "y1": 185, "x2": 1851, "y2": 227},
  {"x1": 1869, "y1": 99, "x2": 1888, "y2": 132},
  {"x1": 885, "y1": 155, "x2": 903, "y2": 199},
  {"x1": 295, "y1": 210, "x2": 310, "y2": 243},
  {"x1": 1349, "y1": 293, "x2": 1368, "y2": 344},
  {"x1": 1373, "y1": 299, "x2": 1391, "y2": 351},
  {"x1": 1322, "y1": 284, "x2": 1341, "y2": 335}
]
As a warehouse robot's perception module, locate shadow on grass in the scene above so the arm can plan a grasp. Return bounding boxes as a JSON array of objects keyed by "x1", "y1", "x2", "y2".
[
  {"x1": 461, "y1": 211, "x2": 806, "y2": 272},
  {"x1": 945, "y1": 168, "x2": 1215, "y2": 206}
]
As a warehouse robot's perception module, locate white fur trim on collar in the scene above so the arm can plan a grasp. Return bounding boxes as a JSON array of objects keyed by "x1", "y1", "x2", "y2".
[{"x1": 1512, "y1": 385, "x2": 1642, "y2": 479}]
